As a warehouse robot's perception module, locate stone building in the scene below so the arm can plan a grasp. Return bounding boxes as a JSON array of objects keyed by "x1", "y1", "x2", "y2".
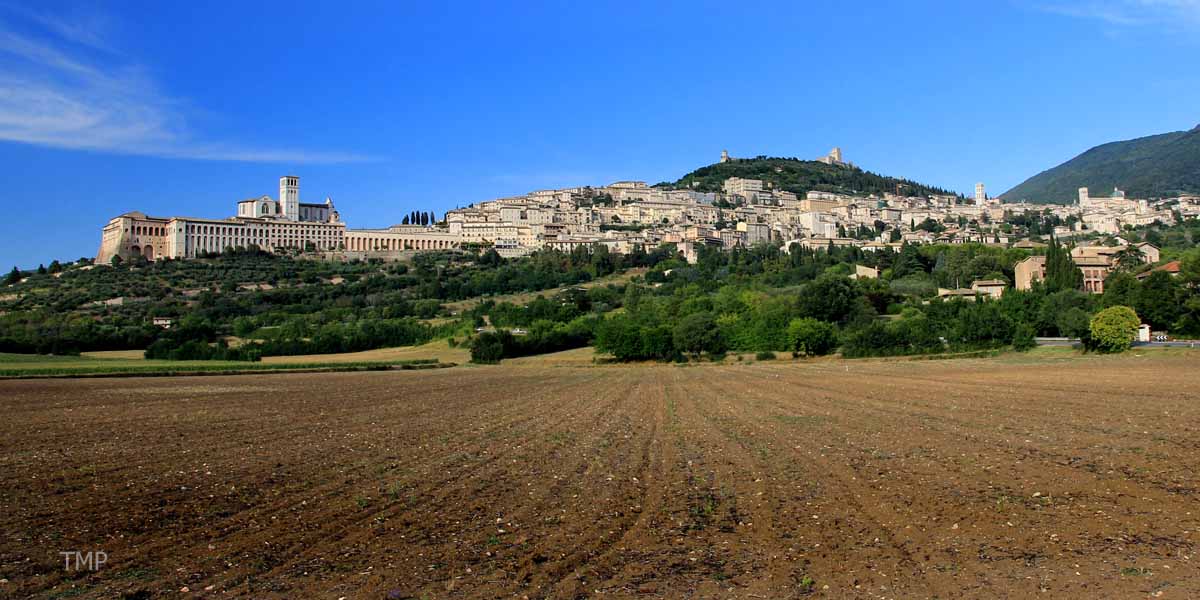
[
  {"x1": 723, "y1": 177, "x2": 764, "y2": 197},
  {"x1": 344, "y1": 226, "x2": 462, "y2": 253},
  {"x1": 1013, "y1": 243, "x2": 1159, "y2": 294},
  {"x1": 97, "y1": 176, "x2": 347, "y2": 264}
]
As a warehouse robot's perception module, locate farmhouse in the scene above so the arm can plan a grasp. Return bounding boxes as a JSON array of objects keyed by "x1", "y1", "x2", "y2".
[{"x1": 970, "y1": 279, "x2": 1007, "y2": 299}]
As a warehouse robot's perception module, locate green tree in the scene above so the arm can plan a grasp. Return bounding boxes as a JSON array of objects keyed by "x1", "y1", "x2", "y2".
[
  {"x1": 1175, "y1": 250, "x2": 1200, "y2": 335},
  {"x1": 640, "y1": 324, "x2": 676, "y2": 360},
  {"x1": 1035, "y1": 289, "x2": 1091, "y2": 336},
  {"x1": 1181, "y1": 249, "x2": 1200, "y2": 285},
  {"x1": 1135, "y1": 271, "x2": 1182, "y2": 331},
  {"x1": 1055, "y1": 307, "x2": 1091, "y2": 339},
  {"x1": 953, "y1": 301, "x2": 1014, "y2": 347},
  {"x1": 594, "y1": 314, "x2": 643, "y2": 360},
  {"x1": 3, "y1": 266, "x2": 20, "y2": 285},
  {"x1": 916, "y1": 217, "x2": 945, "y2": 233},
  {"x1": 891, "y1": 242, "x2": 924, "y2": 279},
  {"x1": 841, "y1": 321, "x2": 903, "y2": 358},
  {"x1": 470, "y1": 331, "x2": 511, "y2": 364},
  {"x1": 1089, "y1": 306, "x2": 1140, "y2": 353},
  {"x1": 673, "y1": 311, "x2": 725, "y2": 356},
  {"x1": 1044, "y1": 236, "x2": 1083, "y2": 292},
  {"x1": 1012, "y1": 323, "x2": 1036, "y2": 351},
  {"x1": 1175, "y1": 296, "x2": 1200, "y2": 337},
  {"x1": 1110, "y1": 246, "x2": 1144, "y2": 272},
  {"x1": 786, "y1": 318, "x2": 839, "y2": 356},
  {"x1": 1100, "y1": 271, "x2": 1139, "y2": 308},
  {"x1": 797, "y1": 273, "x2": 864, "y2": 324},
  {"x1": 478, "y1": 248, "x2": 503, "y2": 267}
]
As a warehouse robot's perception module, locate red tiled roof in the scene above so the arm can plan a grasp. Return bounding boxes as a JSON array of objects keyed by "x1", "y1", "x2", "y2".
[{"x1": 1137, "y1": 260, "x2": 1181, "y2": 279}]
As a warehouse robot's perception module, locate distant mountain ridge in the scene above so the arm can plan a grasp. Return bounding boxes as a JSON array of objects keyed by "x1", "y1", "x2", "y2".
[
  {"x1": 1001, "y1": 125, "x2": 1200, "y2": 204},
  {"x1": 667, "y1": 156, "x2": 958, "y2": 199}
]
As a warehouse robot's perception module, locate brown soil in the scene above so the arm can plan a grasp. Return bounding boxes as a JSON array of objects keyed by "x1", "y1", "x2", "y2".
[{"x1": 1, "y1": 355, "x2": 1198, "y2": 598}]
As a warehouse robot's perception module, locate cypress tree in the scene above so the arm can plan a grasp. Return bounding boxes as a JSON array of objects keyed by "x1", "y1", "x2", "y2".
[{"x1": 1044, "y1": 235, "x2": 1083, "y2": 292}]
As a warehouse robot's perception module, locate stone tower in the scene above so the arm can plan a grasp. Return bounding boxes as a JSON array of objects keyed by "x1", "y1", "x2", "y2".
[
  {"x1": 280, "y1": 176, "x2": 299, "y2": 221},
  {"x1": 720, "y1": 149, "x2": 730, "y2": 163}
]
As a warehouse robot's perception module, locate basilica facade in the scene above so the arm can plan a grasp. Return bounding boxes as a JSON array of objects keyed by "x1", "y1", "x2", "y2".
[{"x1": 95, "y1": 176, "x2": 459, "y2": 263}]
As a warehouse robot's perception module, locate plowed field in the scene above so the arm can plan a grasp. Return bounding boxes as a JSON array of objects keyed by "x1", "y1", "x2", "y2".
[{"x1": 2, "y1": 354, "x2": 1199, "y2": 598}]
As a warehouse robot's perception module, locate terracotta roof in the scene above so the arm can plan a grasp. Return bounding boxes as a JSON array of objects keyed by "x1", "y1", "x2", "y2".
[
  {"x1": 1137, "y1": 256, "x2": 1185, "y2": 277},
  {"x1": 1157, "y1": 260, "x2": 1182, "y2": 273}
]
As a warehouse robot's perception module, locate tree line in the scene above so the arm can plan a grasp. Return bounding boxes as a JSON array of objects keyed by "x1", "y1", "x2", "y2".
[{"x1": 469, "y1": 238, "x2": 1200, "y2": 363}]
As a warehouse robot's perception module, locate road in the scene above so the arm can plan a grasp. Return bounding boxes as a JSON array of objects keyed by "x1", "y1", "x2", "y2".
[{"x1": 1035, "y1": 337, "x2": 1199, "y2": 348}]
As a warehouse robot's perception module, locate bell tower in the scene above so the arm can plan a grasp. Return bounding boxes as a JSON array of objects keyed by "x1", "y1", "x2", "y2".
[{"x1": 279, "y1": 176, "x2": 299, "y2": 220}]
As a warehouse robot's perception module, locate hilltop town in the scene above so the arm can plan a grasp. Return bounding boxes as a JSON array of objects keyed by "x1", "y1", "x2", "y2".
[{"x1": 94, "y1": 148, "x2": 1195, "y2": 297}]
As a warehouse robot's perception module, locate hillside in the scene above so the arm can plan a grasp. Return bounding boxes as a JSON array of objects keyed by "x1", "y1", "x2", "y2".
[
  {"x1": 667, "y1": 156, "x2": 960, "y2": 199},
  {"x1": 1001, "y1": 125, "x2": 1200, "y2": 203}
]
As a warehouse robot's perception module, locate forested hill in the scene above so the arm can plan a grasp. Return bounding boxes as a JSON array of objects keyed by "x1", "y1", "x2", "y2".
[
  {"x1": 1001, "y1": 125, "x2": 1200, "y2": 204},
  {"x1": 665, "y1": 157, "x2": 961, "y2": 199}
]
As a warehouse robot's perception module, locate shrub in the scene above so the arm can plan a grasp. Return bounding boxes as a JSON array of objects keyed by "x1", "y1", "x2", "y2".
[
  {"x1": 754, "y1": 351, "x2": 775, "y2": 360},
  {"x1": 952, "y1": 301, "x2": 1014, "y2": 348},
  {"x1": 469, "y1": 331, "x2": 510, "y2": 364},
  {"x1": 841, "y1": 321, "x2": 903, "y2": 358},
  {"x1": 596, "y1": 314, "x2": 658, "y2": 361},
  {"x1": 786, "y1": 318, "x2": 839, "y2": 356},
  {"x1": 673, "y1": 312, "x2": 726, "y2": 356},
  {"x1": 641, "y1": 325, "x2": 676, "y2": 360},
  {"x1": 1055, "y1": 307, "x2": 1091, "y2": 339},
  {"x1": 888, "y1": 276, "x2": 938, "y2": 298},
  {"x1": 797, "y1": 274, "x2": 863, "y2": 324},
  {"x1": 1089, "y1": 306, "x2": 1140, "y2": 354},
  {"x1": 1012, "y1": 323, "x2": 1036, "y2": 352},
  {"x1": 890, "y1": 313, "x2": 945, "y2": 354}
]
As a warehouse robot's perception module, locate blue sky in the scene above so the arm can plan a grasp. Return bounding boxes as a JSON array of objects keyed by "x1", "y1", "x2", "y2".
[{"x1": 1, "y1": 0, "x2": 1198, "y2": 268}]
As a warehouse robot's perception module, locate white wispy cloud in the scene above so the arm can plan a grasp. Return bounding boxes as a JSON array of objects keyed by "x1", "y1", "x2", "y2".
[
  {"x1": 0, "y1": 2, "x2": 117, "y2": 52},
  {"x1": 0, "y1": 9, "x2": 373, "y2": 163},
  {"x1": 1034, "y1": 0, "x2": 1200, "y2": 29}
]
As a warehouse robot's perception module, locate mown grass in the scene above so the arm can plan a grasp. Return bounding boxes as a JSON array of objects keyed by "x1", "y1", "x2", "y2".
[{"x1": 0, "y1": 353, "x2": 446, "y2": 378}]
